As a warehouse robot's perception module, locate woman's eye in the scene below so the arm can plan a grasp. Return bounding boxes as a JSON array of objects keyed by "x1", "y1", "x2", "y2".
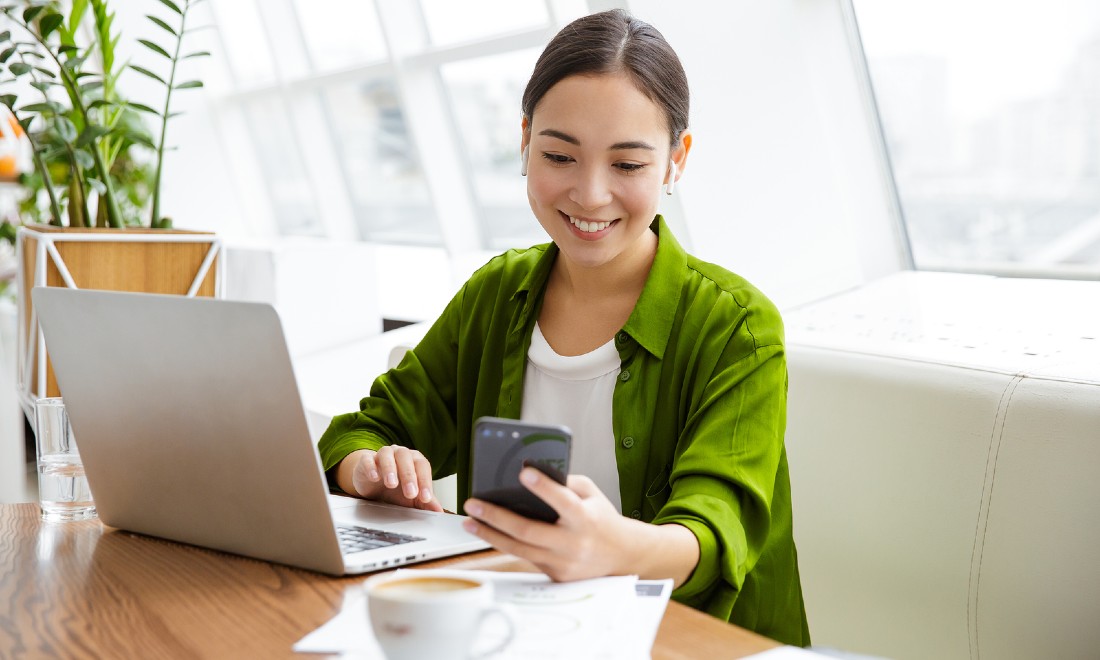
[
  {"x1": 615, "y1": 162, "x2": 646, "y2": 172},
  {"x1": 541, "y1": 153, "x2": 573, "y2": 164}
]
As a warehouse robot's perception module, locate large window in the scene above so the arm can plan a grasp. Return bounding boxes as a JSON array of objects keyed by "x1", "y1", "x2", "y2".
[
  {"x1": 208, "y1": 0, "x2": 591, "y2": 250},
  {"x1": 854, "y1": 0, "x2": 1100, "y2": 277}
]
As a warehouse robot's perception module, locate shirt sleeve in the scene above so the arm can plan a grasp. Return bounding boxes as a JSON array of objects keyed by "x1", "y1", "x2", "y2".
[
  {"x1": 316, "y1": 283, "x2": 467, "y2": 481},
  {"x1": 652, "y1": 342, "x2": 788, "y2": 603}
]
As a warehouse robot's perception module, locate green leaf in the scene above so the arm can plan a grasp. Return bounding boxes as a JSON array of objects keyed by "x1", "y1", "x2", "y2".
[
  {"x1": 138, "y1": 39, "x2": 171, "y2": 59},
  {"x1": 30, "y1": 80, "x2": 53, "y2": 93},
  {"x1": 125, "y1": 102, "x2": 159, "y2": 115},
  {"x1": 58, "y1": 44, "x2": 77, "y2": 55},
  {"x1": 33, "y1": 66, "x2": 56, "y2": 78},
  {"x1": 54, "y1": 115, "x2": 77, "y2": 142},
  {"x1": 22, "y1": 6, "x2": 44, "y2": 23},
  {"x1": 40, "y1": 144, "x2": 66, "y2": 160},
  {"x1": 75, "y1": 123, "x2": 110, "y2": 147},
  {"x1": 62, "y1": 52, "x2": 90, "y2": 72},
  {"x1": 0, "y1": 46, "x2": 15, "y2": 63},
  {"x1": 0, "y1": 31, "x2": 10, "y2": 42},
  {"x1": 79, "y1": 80, "x2": 104, "y2": 93},
  {"x1": 18, "y1": 101, "x2": 66, "y2": 115},
  {"x1": 183, "y1": 50, "x2": 211, "y2": 59},
  {"x1": 156, "y1": 0, "x2": 182, "y2": 15},
  {"x1": 86, "y1": 177, "x2": 106, "y2": 195},
  {"x1": 129, "y1": 64, "x2": 166, "y2": 85},
  {"x1": 39, "y1": 12, "x2": 63, "y2": 39},
  {"x1": 146, "y1": 15, "x2": 177, "y2": 36},
  {"x1": 174, "y1": 80, "x2": 203, "y2": 90},
  {"x1": 166, "y1": 111, "x2": 184, "y2": 119},
  {"x1": 68, "y1": 0, "x2": 89, "y2": 41},
  {"x1": 8, "y1": 61, "x2": 30, "y2": 76},
  {"x1": 121, "y1": 129, "x2": 155, "y2": 149},
  {"x1": 73, "y1": 148, "x2": 94, "y2": 169},
  {"x1": 0, "y1": 94, "x2": 15, "y2": 109}
]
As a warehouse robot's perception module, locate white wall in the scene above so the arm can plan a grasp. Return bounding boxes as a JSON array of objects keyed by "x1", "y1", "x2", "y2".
[
  {"x1": 117, "y1": 0, "x2": 912, "y2": 318},
  {"x1": 625, "y1": 0, "x2": 910, "y2": 308}
]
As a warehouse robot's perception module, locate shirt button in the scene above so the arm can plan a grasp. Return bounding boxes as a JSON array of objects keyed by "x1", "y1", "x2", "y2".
[
  {"x1": 617, "y1": 331, "x2": 630, "y2": 344},
  {"x1": 619, "y1": 370, "x2": 631, "y2": 382},
  {"x1": 621, "y1": 436, "x2": 635, "y2": 449},
  {"x1": 630, "y1": 510, "x2": 642, "y2": 520}
]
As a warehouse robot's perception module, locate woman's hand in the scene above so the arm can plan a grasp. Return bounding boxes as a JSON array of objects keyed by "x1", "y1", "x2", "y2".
[
  {"x1": 337, "y1": 447, "x2": 443, "y2": 512},
  {"x1": 462, "y1": 467, "x2": 700, "y2": 584}
]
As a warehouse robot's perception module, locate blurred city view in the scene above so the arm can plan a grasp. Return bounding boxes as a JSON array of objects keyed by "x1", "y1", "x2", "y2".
[{"x1": 855, "y1": 1, "x2": 1100, "y2": 276}]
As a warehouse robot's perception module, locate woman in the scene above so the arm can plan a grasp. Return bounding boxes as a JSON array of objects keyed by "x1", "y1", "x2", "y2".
[{"x1": 319, "y1": 9, "x2": 809, "y2": 646}]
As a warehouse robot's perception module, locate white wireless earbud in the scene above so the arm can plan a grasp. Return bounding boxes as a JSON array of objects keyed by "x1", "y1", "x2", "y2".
[
  {"x1": 521, "y1": 146, "x2": 530, "y2": 176},
  {"x1": 665, "y1": 159, "x2": 679, "y2": 195}
]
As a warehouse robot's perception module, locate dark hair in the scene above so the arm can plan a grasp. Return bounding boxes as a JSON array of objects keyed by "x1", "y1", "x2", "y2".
[{"x1": 521, "y1": 9, "x2": 689, "y2": 147}]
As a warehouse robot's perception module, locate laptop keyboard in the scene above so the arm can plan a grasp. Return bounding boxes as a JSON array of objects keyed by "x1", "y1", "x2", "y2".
[{"x1": 336, "y1": 524, "x2": 426, "y2": 554}]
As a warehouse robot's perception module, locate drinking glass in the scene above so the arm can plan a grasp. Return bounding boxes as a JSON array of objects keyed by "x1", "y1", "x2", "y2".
[{"x1": 34, "y1": 397, "x2": 96, "y2": 522}]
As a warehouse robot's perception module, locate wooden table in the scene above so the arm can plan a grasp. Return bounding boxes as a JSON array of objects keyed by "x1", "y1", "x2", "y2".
[{"x1": 0, "y1": 503, "x2": 780, "y2": 658}]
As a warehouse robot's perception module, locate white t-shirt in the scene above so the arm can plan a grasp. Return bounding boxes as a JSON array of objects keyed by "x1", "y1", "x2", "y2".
[{"x1": 520, "y1": 323, "x2": 622, "y2": 513}]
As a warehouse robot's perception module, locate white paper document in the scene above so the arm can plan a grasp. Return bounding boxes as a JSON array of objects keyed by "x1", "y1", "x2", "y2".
[{"x1": 294, "y1": 569, "x2": 673, "y2": 659}]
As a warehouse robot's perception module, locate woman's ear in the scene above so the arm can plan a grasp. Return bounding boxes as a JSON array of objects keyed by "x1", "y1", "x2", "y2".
[
  {"x1": 672, "y1": 129, "x2": 693, "y2": 176},
  {"x1": 520, "y1": 116, "x2": 531, "y2": 176}
]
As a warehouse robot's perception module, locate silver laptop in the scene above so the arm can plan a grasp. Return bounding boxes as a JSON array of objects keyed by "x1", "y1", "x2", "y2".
[{"x1": 32, "y1": 287, "x2": 488, "y2": 575}]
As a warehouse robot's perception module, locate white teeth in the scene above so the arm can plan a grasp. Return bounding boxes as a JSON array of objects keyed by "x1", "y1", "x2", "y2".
[{"x1": 568, "y1": 216, "x2": 610, "y2": 233}]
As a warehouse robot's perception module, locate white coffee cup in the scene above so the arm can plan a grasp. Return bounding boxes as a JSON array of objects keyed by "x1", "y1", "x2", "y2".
[{"x1": 365, "y1": 572, "x2": 515, "y2": 660}]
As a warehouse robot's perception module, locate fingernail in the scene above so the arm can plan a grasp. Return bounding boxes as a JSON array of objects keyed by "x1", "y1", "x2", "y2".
[
  {"x1": 385, "y1": 472, "x2": 398, "y2": 488},
  {"x1": 464, "y1": 501, "x2": 482, "y2": 517},
  {"x1": 369, "y1": 469, "x2": 380, "y2": 482},
  {"x1": 462, "y1": 519, "x2": 478, "y2": 534},
  {"x1": 404, "y1": 483, "x2": 418, "y2": 499},
  {"x1": 520, "y1": 468, "x2": 538, "y2": 486},
  {"x1": 420, "y1": 488, "x2": 433, "y2": 503}
]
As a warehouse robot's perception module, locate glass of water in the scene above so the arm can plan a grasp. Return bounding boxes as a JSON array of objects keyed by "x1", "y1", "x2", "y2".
[{"x1": 34, "y1": 398, "x2": 96, "y2": 522}]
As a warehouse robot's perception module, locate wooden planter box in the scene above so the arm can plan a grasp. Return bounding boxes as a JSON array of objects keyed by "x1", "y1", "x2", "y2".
[{"x1": 15, "y1": 224, "x2": 223, "y2": 419}]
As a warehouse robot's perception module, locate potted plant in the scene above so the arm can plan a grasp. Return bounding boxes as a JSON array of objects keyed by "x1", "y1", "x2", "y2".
[{"x1": 0, "y1": 0, "x2": 220, "y2": 408}]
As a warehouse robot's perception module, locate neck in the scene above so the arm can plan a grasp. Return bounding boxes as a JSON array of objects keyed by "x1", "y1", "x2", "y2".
[{"x1": 550, "y1": 228, "x2": 658, "y2": 303}]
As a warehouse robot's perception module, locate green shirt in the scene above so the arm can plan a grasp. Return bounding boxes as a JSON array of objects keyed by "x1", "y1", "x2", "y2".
[{"x1": 318, "y1": 217, "x2": 810, "y2": 646}]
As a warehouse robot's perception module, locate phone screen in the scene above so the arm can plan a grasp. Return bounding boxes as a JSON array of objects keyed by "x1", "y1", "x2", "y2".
[{"x1": 470, "y1": 417, "x2": 571, "y2": 523}]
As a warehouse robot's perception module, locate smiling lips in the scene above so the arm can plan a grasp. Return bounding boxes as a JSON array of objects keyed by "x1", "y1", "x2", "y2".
[{"x1": 563, "y1": 212, "x2": 616, "y2": 234}]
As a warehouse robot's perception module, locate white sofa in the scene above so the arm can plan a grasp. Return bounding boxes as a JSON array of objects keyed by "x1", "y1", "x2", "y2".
[{"x1": 784, "y1": 272, "x2": 1100, "y2": 659}]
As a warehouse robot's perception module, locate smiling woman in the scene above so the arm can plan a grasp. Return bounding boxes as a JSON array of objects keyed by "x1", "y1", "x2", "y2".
[{"x1": 317, "y1": 9, "x2": 810, "y2": 647}]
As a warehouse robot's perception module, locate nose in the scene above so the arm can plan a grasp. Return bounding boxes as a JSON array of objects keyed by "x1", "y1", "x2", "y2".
[{"x1": 568, "y1": 165, "x2": 613, "y2": 211}]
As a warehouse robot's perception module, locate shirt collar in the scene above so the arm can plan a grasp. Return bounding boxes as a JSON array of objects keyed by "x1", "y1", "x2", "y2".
[
  {"x1": 622, "y1": 216, "x2": 685, "y2": 360},
  {"x1": 510, "y1": 244, "x2": 557, "y2": 335},
  {"x1": 511, "y1": 215, "x2": 685, "y2": 358}
]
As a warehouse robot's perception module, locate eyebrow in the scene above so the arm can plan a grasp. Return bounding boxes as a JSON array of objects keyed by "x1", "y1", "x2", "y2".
[{"x1": 538, "y1": 129, "x2": 656, "y2": 152}]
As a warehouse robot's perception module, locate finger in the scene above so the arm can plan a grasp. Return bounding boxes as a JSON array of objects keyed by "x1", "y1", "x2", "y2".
[
  {"x1": 461, "y1": 510, "x2": 555, "y2": 565},
  {"x1": 463, "y1": 497, "x2": 557, "y2": 549},
  {"x1": 520, "y1": 467, "x2": 582, "y2": 518},
  {"x1": 392, "y1": 447, "x2": 422, "y2": 500},
  {"x1": 349, "y1": 451, "x2": 381, "y2": 498},
  {"x1": 356, "y1": 450, "x2": 381, "y2": 483},
  {"x1": 565, "y1": 474, "x2": 600, "y2": 497},
  {"x1": 374, "y1": 446, "x2": 400, "y2": 489},
  {"x1": 415, "y1": 496, "x2": 445, "y2": 513},
  {"x1": 412, "y1": 453, "x2": 435, "y2": 505}
]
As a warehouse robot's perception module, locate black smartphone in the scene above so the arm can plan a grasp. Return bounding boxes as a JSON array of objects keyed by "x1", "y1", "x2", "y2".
[{"x1": 470, "y1": 416, "x2": 572, "y2": 523}]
